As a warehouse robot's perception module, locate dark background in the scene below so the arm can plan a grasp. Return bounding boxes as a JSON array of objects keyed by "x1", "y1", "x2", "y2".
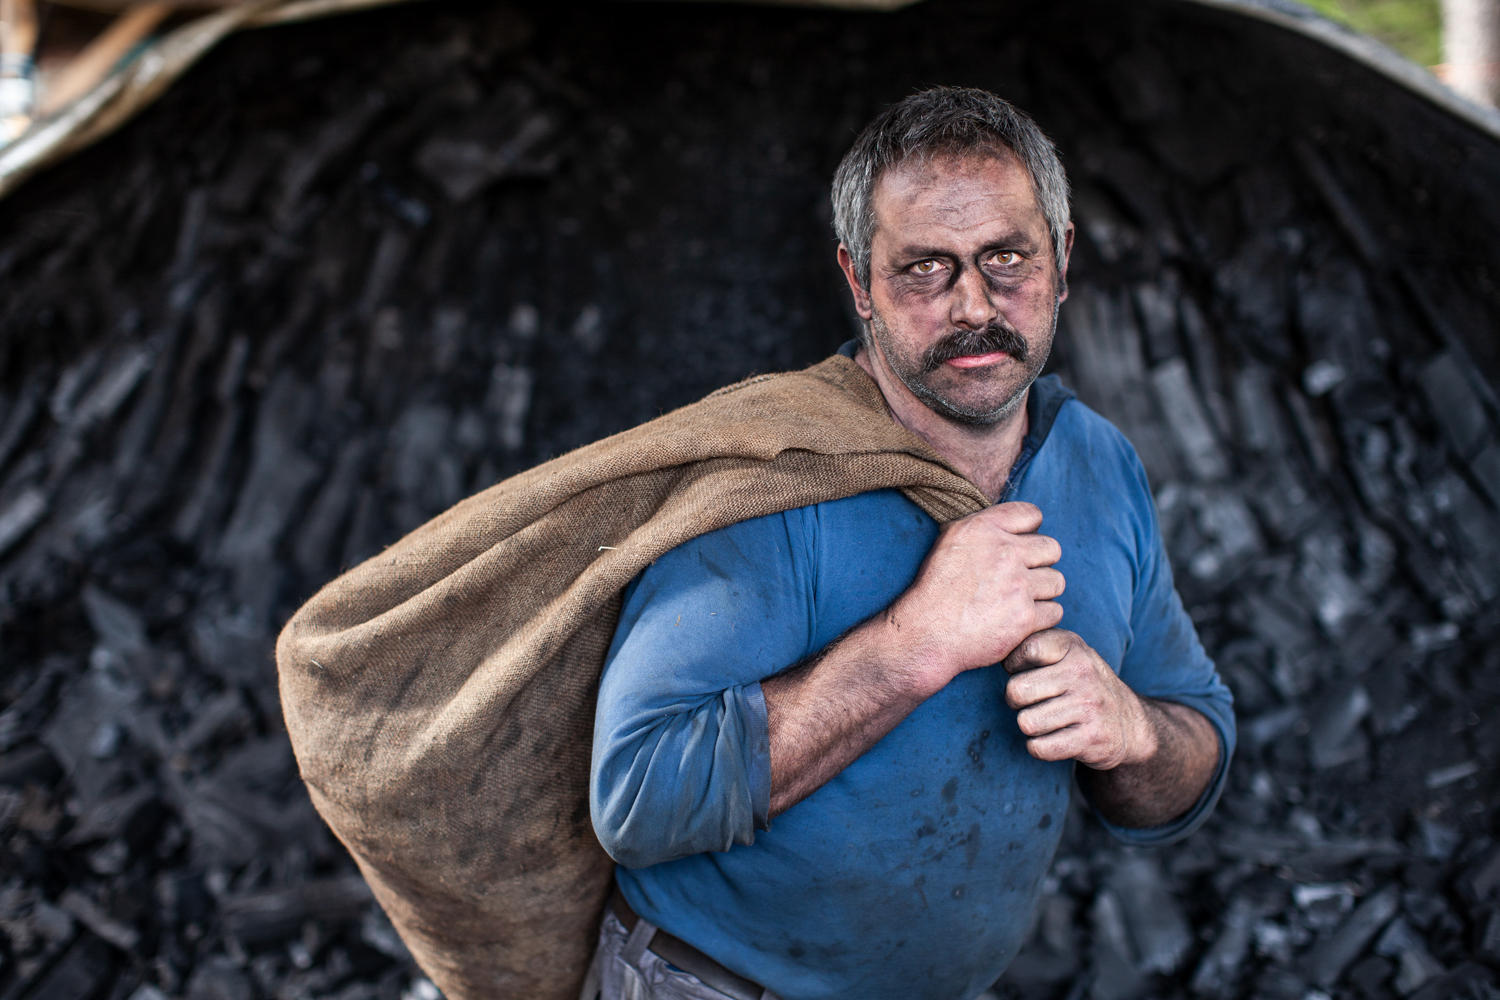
[{"x1": 1, "y1": 1, "x2": 1499, "y2": 997}]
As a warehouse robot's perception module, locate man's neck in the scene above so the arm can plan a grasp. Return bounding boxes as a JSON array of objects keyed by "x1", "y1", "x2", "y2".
[{"x1": 853, "y1": 345, "x2": 1028, "y2": 502}]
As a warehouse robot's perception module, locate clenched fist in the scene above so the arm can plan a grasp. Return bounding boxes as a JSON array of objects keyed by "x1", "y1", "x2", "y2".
[
  {"x1": 1002, "y1": 628, "x2": 1154, "y2": 770},
  {"x1": 886, "y1": 501, "x2": 1065, "y2": 689}
]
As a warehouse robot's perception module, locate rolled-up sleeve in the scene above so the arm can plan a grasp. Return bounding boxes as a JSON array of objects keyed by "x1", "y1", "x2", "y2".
[
  {"x1": 1100, "y1": 455, "x2": 1236, "y2": 846},
  {"x1": 590, "y1": 509, "x2": 815, "y2": 868}
]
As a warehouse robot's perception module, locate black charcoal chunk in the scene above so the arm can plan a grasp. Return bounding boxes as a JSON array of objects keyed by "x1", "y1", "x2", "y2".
[
  {"x1": 60, "y1": 784, "x2": 164, "y2": 851},
  {"x1": 58, "y1": 888, "x2": 140, "y2": 953},
  {"x1": 40, "y1": 669, "x2": 140, "y2": 802},
  {"x1": 1152, "y1": 358, "x2": 1230, "y2": 482},
  {"x1": 293, "y1": 441, "x2": 371, "y2": 578},
  {"x1": 1374, "y1": 917, "x2": 1446, "y2": 995},
  {"x1": 1478, "y1": 910, "x2": 1500, "y2": 963},
  {"x1": 221, "y1": 875, "x2": 372, "y2": 947},
  {"x1": 218, "y1": 375, "x2": 319, "y2": 566},
  {"x1": 0, "y1": 379, "x2": 44, "y2": 475},
  {"x1": 1460, "y1": 843, "x2": 1500, "y2": 904},
  {"x1": 274, "y1": 94, "x2": 387, "y2": 225},
  {"x1": 0, "y1": 744, "x2": 61, "y2": 789},
  {"x1": 357, "y1": 229, "x2": 411, "y2": 317},
  {"x1": 73, "y1": 345, "x2": 151, "y2": 432},
  {"x1": 1346, "y1": 955, "x2": 1395, "y2": 998},
  {"x1": 0, "y1": 487, "x2": 47, "y2": 557},
  {"x1": 1189, "y1": 896, "x2": 1255, "y2": 997},
  {"x1": 412, "y1": 82, "x2": 566, "y2": 203},
  {"x1": 1307, "y1": 681, "x2": 1370, "y2": 770},
  {"x1": 1232, "y1": 366, "x2": 1288, "y2": 455},
  {"x1": 184, "y1": 954, "x2": 254, "y2": 1000},
  {"x1": 487, "y1": 363, "x2": 533, "y2": 454},
  {"x1": 171, "y1": 406, "x2": 243, "y2": 546},
  {"x1": 171, "y1": 691, "x2": 254, "y2": 760},
  {"x1": 79, "y1": 586, "x2": 148, "y2": 658},
  {"x1": 1300, "y1": 884, "x2": 1400, "y2": 988},
  {"x1": 1407, "y1": 963, "x2": 1499, "y2": 1000},
  {"x1": 1292, "y1": 140, "x2": 1380, "y2": 263},
  {"x1": 1089, "y1": 887, "x2": 1148, "y2": 1000},
  {"x1": 1107, "y1": 854, "x2": 1192, "y2": 975},
  {"x1": 20, "y1": 935, "x2": 114, "y2": 1000},
  {"x1": 1417, "y1": 353, "x2": 1490, "y2": 459},
  {"x1": 1470, "y1": 442, "x2": 1500, "y2": 509}
]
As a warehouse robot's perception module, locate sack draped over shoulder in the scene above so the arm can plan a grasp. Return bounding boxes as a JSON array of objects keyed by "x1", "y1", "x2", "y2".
[{"x1": 276, "y1": 355, "x2": 989, "y2": 999}]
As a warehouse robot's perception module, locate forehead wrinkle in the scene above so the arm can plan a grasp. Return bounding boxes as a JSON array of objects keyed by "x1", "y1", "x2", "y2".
[
  {"x1": 877, "y1": 148, "x2": 1032, "y2": 204},
  {"x1": 890, "y1": 230, "x2": 1039, "y2": 263},
  {"x1": 869, "y1": 152, "x2": 1047, "y2": 263}
]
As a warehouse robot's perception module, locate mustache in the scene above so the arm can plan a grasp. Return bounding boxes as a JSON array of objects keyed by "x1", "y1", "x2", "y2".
[{"x1": 921, "y1": 324, "x2": 1029, "y2": 373}]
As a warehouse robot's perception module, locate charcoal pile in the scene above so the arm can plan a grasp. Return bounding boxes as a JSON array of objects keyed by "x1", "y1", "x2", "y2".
[{"x1": 1, "y1": 0, "x2": 1498, "y2": 997}]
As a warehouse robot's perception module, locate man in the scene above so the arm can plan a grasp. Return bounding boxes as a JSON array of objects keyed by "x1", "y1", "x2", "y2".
[{"x1": 583, "y1": 87, "x2": 1234, "y2": 1000}]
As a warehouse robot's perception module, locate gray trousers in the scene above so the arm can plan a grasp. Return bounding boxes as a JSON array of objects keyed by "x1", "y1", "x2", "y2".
[{"x1": 579, "y1": 910, "x2": 781, "y2": 1000}]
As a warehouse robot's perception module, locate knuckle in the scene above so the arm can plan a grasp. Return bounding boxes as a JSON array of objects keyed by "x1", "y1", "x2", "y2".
[
  {"x1": 996, "y1": 501, "x2": 1041, "y2": 531},
  {"x1": 1092, "y1": 741, "x2": 1119, "y2": 769}
]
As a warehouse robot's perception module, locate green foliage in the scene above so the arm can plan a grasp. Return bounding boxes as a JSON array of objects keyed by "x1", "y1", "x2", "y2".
[{"x1": 1297, "y1": 0, "x2": 1444, "y2": 65}]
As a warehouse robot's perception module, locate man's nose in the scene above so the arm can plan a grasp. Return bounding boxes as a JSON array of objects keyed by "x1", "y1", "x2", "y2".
[{"x1": 949, "y1": 267, "x2": 998, "y2": 330}]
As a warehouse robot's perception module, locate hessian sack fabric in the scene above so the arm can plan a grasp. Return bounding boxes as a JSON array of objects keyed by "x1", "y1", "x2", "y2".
[{"x1": 276, "y1": 354, "x2": 989, "y2": 999}]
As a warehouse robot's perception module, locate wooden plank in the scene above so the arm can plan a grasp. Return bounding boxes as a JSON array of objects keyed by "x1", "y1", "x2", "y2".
[{"x1": 35, "y1": 1, "x2": 173, "y2": 117}]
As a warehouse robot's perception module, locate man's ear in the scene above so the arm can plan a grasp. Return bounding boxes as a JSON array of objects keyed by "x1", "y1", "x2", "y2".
[
  {"x1": 1057, "y1": 222, "x2": 1075, "y2": 303},
  {"x1": 837, "y1": 245, "x2": 873, "y2": 320}
]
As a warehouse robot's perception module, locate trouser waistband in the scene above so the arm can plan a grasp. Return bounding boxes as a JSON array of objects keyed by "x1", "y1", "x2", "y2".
[{"x1": 609, "y1": 889, "x2": 771, "y2": 1000}]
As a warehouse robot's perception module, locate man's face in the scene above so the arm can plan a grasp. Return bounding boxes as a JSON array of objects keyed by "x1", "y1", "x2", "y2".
[{"x1": 841, "y1": 151, "x2": 1072, "y2": 425}]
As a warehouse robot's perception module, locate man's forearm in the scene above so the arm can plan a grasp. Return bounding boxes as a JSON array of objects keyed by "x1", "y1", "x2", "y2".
[
  {"x1": 762, "y1": 615, "x2": 945, "y2": 817},
  {"x1": 1075, "y1": 697, "x2": 1220, "y2": 829},
  {"x1": 761, "y1": 502, "x2": 1066, "y2": 817}
]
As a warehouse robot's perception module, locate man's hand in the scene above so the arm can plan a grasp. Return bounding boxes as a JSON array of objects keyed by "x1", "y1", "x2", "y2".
[
  {"x1": 1004, "y1": 627, "x2": 1222, "y2": 828},
  {"x1": 887, "y1": 501, "x2": 1065, "y2": 688},
  {"x1": 764, "y1": 501, "x2": 1063, "y2": 816},
  {"x1": 1002, "y1": 628, "x2": 1154, "y2": 769}
]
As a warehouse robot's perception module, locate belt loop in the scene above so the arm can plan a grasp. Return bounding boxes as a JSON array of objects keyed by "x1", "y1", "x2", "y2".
[{"x1": 621, "y1": 908, "x2": 658, "y2": 968}]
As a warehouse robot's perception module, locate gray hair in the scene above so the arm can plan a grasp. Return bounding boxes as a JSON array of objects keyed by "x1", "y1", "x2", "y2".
[{"x1": 831, "y1": 87, "x2": 1072, "y2": 290}]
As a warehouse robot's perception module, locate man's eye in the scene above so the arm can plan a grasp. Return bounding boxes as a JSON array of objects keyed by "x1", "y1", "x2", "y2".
[
  {"x1": 987, "y1": 251, "x2": 1022, "y2": 267},
  {"x1": 910, "y1": 260, "x2": 942, "y2": 275}
]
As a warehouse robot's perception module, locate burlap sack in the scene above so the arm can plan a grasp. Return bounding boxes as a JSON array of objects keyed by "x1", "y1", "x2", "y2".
[{"x1": 276, "y1": 354, "x2": 988, "y2": 998}]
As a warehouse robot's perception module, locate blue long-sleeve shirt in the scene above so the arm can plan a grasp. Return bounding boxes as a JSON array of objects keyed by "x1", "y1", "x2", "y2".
[{"x1": 590, "y1": 375, "x2": 1235, "y2": 1000}]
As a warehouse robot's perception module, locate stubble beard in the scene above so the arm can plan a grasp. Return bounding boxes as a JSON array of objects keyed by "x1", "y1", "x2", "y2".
[{"x1": 865, "y1": 302, "x2": 1059, "y2": 426}]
